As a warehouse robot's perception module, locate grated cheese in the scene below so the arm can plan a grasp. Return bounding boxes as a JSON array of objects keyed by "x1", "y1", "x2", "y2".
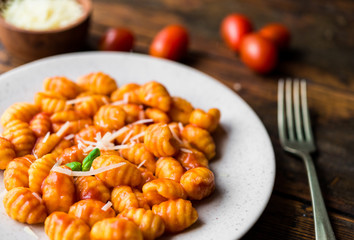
[
  {"x1": 23, "y1": 226, "x2": 39, "y2": 240},
  {"x1": 56, "y1": 121, "x2": 70, "y2": 137},
  {"x1": 178, "y1": 122, "x2": 184, "y2": 132},
  {"x1": 102, "y1": 97, "x2": 109, "y2": 105},
  {"x1": 129, "y1": 131, "x2": 145, "y2": 142},
  {"x1": 82, "y1": 127, "x2": 130, "y2": 152},
  {"x1": 180, "y1": 148, "x2": 193, "y2": 153},
  {"x1": 2, "y1": 0, "x2": 84, "y2": 31},
  {"x1": 51, "y1": 158, "x2": 62, "y2": 169},
  {"x1": 138, "y1": 110, "x2": 145, "y2": 120},
  {"x1": 106, "y1": 127, "x2": 129, "y2": 142},
  {"x1": 42, "y1": 132, "x2": 50, "y2": 143},
  {"x1": 66, "y1": 97, "x2": 90, "y2": 105},
  {"x1": 121, "y1": 130, "x2": 133, "y2": 145},
  {"x1": 131, "y1": 119, "x2": 153, "y2": 125},
  {"x1": 64, "y1": 134, "x2": 75, "y2": 140},
  {"x1": 112, "y1": 100, "x2": 127, "y2": 106},
  {"x1": 123, "y1": 93, "x2": 130, "y2": 103},
  {"x1": 137, "y1": 160, "x2": 146, "y2": 169},
  {"x1": 185, "y1": 151, "x2": 191, "y2": 162},
  {"x1": 144, "y1": 93, "x2": 153, "y2": 101},
  {"x1": 32, "y1": 192, "x2": 42, "y2": 202},
  {"x1": 77, "y1": 140, "x2": 85, "y2": 150},
  {"x1": 169, "y1": 125, "x2": 183, "y2": 145},
  {"x1": 52, "y1": 162, "x2": 126, "y2": 176},
  {"x1": 52, "y1": 166, "x2": 72, "y2": 175},
  {"x1": 101, "y1": 201, "x2": 113, "y2": 211}
]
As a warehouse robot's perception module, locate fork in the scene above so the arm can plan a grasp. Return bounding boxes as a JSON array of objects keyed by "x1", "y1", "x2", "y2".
[{"x1": 278, "y1": 79, "x2": 336, "y2": 240}]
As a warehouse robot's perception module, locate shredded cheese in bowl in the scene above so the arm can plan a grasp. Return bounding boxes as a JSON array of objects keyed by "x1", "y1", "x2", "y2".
[{"x1": 1, "y1": 0, "x2": 84, "y2": 30}]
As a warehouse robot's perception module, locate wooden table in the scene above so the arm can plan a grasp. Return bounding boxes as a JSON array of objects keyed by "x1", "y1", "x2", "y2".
[{"x1": 0, "y1": 0, "x2": 353, "y2": 239}]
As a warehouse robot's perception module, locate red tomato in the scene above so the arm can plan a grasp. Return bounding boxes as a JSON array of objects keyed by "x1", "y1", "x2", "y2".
[
  {"x1": 99, "y1": 28, "x2": 134, "y2": 52},
  {"x1": 149, "y1": 25, "x2": 189, "y2": 61},
  {"x1": 221, "y1": 14, "x2": 253, "y2": 52},
  {"x1": 240, "y1": 33, "x2": 278, "y2": 74},
  {"x1": 259, "y1": 23, "x2": 291, "y2": 49}
]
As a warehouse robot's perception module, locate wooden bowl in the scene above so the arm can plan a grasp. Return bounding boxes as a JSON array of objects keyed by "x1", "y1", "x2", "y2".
[{"x1": 0, "y1": 0, "x2": 92, "y2": 61}]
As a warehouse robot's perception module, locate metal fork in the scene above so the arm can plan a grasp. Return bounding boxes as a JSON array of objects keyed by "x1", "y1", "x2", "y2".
[{"x1": 278, "y1": 79, "x2": 336, "y2": 240}]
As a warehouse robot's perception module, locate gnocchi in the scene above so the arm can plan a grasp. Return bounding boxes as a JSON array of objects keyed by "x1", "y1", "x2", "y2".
[
  {"x1": 45, "y1": 212, "x2": 90, "y2": 240},
  {"x1": 0, "y1": 72, "x2": 221, "y2": 239},
  {"x1": 3, "y1": 187, "x2": 47, "y2": 224}
]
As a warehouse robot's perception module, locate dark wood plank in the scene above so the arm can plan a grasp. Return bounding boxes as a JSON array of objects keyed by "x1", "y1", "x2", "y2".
[{"x1": 242, "y1": 193, "x2": 354, "y2": 240}]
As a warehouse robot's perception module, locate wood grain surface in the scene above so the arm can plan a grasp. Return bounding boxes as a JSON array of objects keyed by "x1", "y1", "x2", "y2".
[{"x1": 0, "y1": 0, "x2": 353, "y2": 239}]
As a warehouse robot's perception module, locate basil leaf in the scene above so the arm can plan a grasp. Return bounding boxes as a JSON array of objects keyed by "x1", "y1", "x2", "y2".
[
  {"x1": 65, "y1": 162, "x2": 82, "y2": 171},
  {"x1": 82, "y1": 148, "x2": 100, "y2": 171}
]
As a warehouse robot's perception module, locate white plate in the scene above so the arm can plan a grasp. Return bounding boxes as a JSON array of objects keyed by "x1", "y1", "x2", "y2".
[{"x1": 0, "y1": 52, "x2": 275, "y2": 240}]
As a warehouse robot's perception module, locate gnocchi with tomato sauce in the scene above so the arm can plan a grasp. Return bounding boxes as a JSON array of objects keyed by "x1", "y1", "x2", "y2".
[{"x1": 0, "y1": 71, "x2": 221, "y2": 239}]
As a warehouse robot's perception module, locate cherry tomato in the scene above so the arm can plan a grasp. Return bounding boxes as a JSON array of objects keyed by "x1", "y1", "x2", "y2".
[
  {"x1": 221, "y1": 14, "x2": 253, "y2": 52},
  {"x1": 240, "y1": 33, "x2": 278, "y2": 74},
  {"x1": 149, "y1": 25, "x2": 189, "y2": 61},
  {"x1": 99, "y1": 28, "x2": 134, "y2": 52},
  {"x1": 259, "y1": 23, "x2": 291, "y2": 49}
]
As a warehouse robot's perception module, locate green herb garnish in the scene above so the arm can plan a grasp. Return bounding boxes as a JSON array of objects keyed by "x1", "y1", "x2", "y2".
[
  {"x1": 82, "y1": 148, "x2": 100, "y2": 171},
  {"x1": 65, "y1": 162, "x2": 82, "y2": 171}
]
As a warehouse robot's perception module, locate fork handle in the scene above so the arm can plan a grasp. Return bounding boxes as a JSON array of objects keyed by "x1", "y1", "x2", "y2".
[{"x1": 302, "y1": 152, "x2": 336, "y2": 240}]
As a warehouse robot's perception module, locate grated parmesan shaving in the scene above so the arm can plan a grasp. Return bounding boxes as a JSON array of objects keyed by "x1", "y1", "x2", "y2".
[
  {"x1": 123, "y1": 93, "x2": 130, "y2": 103},
  {"x1": 106, "y1": 127, "x2": 129, "y2": 142},
  {"x1": 52, "y1": 166, "x2": 72, "y2": 175},
  {"x1": 122, "y1": 130, "x2": 133, "y2": 145},
  {"x1": 131, "y1": 119, "x2": 153, "y2": 125},
  {"x1": 51, "y1": 158, "x2": 62, "y2": 169},
  {"x1": 42, "y1": 132, "x2": 50, "y2": 143},
  {"x1": 56, "y1": 121, "x2": 70, "y2": 137},
  {"x1": 178, "y1": 122, "x2": 184, "y2": 132},
  {"x1": 77, "y1": 140, "x2": 85, "y2": 150},
  {"x1": 52, "y1": 162, "x2": 126, "y2": 176},
  {"x1": 82, "y1": 127, "x2": 130, "y2": 152},
  {"x1": 129, "y1": 131, "x2": 145, "y2": 142},
  {"x1": 137, "y1": 160, "x2": 146, "y2": 169},
  {"x1": 145, "y1": 93, "x2": 153, "y2": 101},
  {"x1": 102, "y1": 97, "x2": 110, "y2": 105},
  {"x1": 64, "y1": 134, "x2": 75, "y2": 140},
  {"x1": 66, "y1": 97, "x2": 90, "y2": 105},
  {"x1": 101, "y1": 201, "x2": 113, "y2": 211},
  {"x1": 110, "y1": 116, "x2": 119, "y2": 121},
  {"x1": 112, "y1": 100, "x2": 126, "y2": 106},
  {"x1": 23, "y1": 226, "x2": 39, "y2": 240},
  {"x1": 169, "y1": 125, "x2": 183, "y2": 145},
  {"x1": 180, "y1": 148, "x2": 193, "y2": 153},
  {"x1": 185, "y1": 151, "x2": 191, "y2": 162},
  {"x1": 32, "y1": 192, "x2": 42, "y2": 202},
  {"x1": 138, "y1": 110, "x2": 145, "y2": 120}
]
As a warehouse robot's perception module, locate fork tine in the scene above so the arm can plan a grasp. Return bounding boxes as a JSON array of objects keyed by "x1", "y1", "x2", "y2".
[
  {"x1": 277, "y1": 79, "x2": 286, "y2": 143},
  {"x1": 293, "y1": 79, "x2": 304, "y2": 141},
  {"x1": 300, "y1": 80, "x2": 314, "y2": 142},
  {"x1": 285, "y1": 79, "x2": 295, "y2": 141}
]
